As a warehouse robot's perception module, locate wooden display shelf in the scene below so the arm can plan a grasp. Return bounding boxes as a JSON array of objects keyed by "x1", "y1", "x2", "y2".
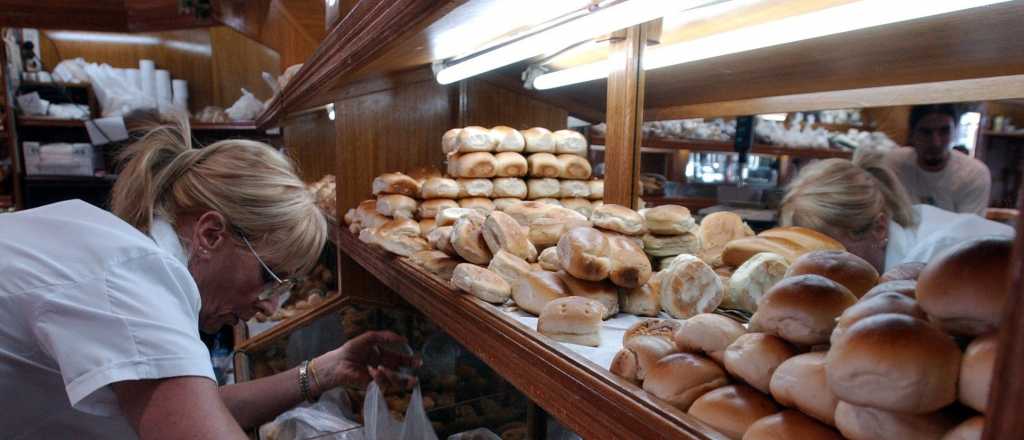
[
  {"x1": 335, "y1": 230, "x2": 726, "y2": 440},
  {"x1": 234, "y1": 293, "x2": 348, "y2": 353},
  {"x1": 190, "y1": 121, "x2": 260, "y2": 131},
  {"x1": 16, "y1": 116, "x2": 87, "y2": 128},
  {"x1": 643, "y1": 196, "x2": 718, "y2": 211},
  {"x1": 590, "y1": 135, "x2": 853, "y2": 159}
]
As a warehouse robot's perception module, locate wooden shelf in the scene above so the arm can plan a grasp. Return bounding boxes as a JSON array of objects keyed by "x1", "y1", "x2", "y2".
[
  {"x1": 16, "y1": 116, "x2": 87, "y2": 128},
  {"x1": 335, "y1": 229, "x2": 726, "y2": 440},
  {"x1": 643, "y1": 196, "x2": 718, "y2": 211},
  {"x1": 590, "y1": 136, "x2": 853, "y2": 159},
  {"x1": 983, "y1": 131, "x2": 1024, "y2": 139},
  {"x1": 190, "y1": 121, "x2": 260, "y2": 131}
]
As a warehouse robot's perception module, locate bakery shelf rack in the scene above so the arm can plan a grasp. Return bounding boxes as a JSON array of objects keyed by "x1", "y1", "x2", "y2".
[{"x1": 589, "y1": 135, "x2": 854, "y2": 160}]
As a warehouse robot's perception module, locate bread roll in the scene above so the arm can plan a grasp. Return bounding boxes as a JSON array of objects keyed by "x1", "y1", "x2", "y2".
[
  {"x1": 834, "y1": 401, "x2": 960, "y2": 440},
  {"x1": 611, "y1": 335, "x2": 676, "y2": 383},
  {"x1": 427, "y1": 226, "x2": 456, "y2": 255},
  {"x1": 450, "y1": 212, "x2": 492, "y2": 264},
  {"x1": 488, "y1": 250, "x2": 532, "y2": 285},
  {"x1": 553, "y1": 129, "x2": 587, "y2": 155},
  {"x1": 511, "y1": 271, "x2": 569, "y2": 315},
  {"x1": 454, "y1": 152, "x2": 497, "y2": 178},
  {"x1": 379, "y1": 236, "x2": 431, "y2": 258},
  {"x1": 526, "y1": 178, "x2": 560, "y2": 199},
  {"x1": 557, "y1": 227, "x2": 611, "y2": 281},
  {"x1": 943, "y1": 416, "x2": 984, "y2": 440},
  {"x1": 506, "y1": 202, "x2": 591, "y2": 249},
  {"x1": 451, "y1": 263, "x2": 510, "y2": 303},
  {"x1": 538, "y1": 296, "x2": 605, "y2": 347},
  {"x1": 558, "y1": 179, "x2": 591, "y2": 198},
  {"x1": 418, "y1": 199, "x2": 459, "y2": 219},
  {"x1": 698, "y1": 211, "x2": 755, "y2": 267},
  {"x1": 748, "y1": 274, "x2": 856, "y2": 346},
  {"x1": 419, "y1": 219, "x2": 436, "y2": 237},
  {"x1": 642, "y1": 353, "x2": 729, "y2": 410},
  {"x1": 642, "y1": 205, "x2": 698, "y2": 235},
  {"x1": 659, "y1": 255, "x2": 724, "y2": 319},
  {"x1": 492, "y1": 197, "x2": 522, "y2": 212},
  {"x1": 372, "y1": 172, "x2": 420, "y2": 197},
  {"x1": 786, "y1": 251, "x2": 879, "y2": 298},
  {"x1": 769, "y1": 352, "x2": 838, "y2": 426},
  {"x1": 588, "y1": 180, "x2": 604, "y2": 201},
  {"x1": 494, "y1": 152, "x2": 528, "y2": 177},
  {"x1": 592, "y1": 204, "x2": 646, "y2": 235},
  {"x1": 830, "y1": 291, "x2": 926, "y2": 346},
  {"x1": 409, "y1": 250, "x2": 459, "y2": 281},
  {"x1": 459, "y1": 197, "x2": 495, "y2": 215},
  {"x1": 535, "y1": 197, "x2": 562, "y2": 206},
  {"x1": 446, "y1": 156, "x2": 459, "y2": 178},
  {"x1": 743, "y1": 410, "x2": 844, "y2": 440},
  {"x1": 879, "y1": 261, "x2": 926, "y2": 283},
  {"x1": 558, "y1": 154, "x2": 592, "y2": 179},
  {"x1": 493, "y1": 177, "x2": 527, "y2": 199},
  {"x1": 959, "y1": 333, "x2": 996, "y2": 413},
  {"x1": 404, "y1": 165, "x2": 442, "y2": 183},
  {"x1": 436, "y1": 207, "x2": 477, "y2": 227},
  {"x1": 560, "y1": 197, "x2": 594, "y2": 218},
  {"x1": 861, "y1": 279, "x2": 917, "y2": 300},
  {"x1": 917, "y1": 237, "x2": 1013, "y2": 337},
  {"x1": 642, "y1": 232, "x2": 701, "y2": 258},
  {"x1": 826, "y1": 314, "x2": 961, "y2": 414},
  {"x1": 557, "y1": 272, "x2": 618, "y2": 318},
  {"x1": 521, "y1": 127, "x2": 555, "y2": 153},
  {"x1": 674, "y1": 313, "x2": 746, "y2": 363},
  {"x1": 373, "y1": 218, "x2": 430, "y2": 256},
  {"x1": 490, "y1": 126, "x2": 525, "y2": 152},
  {"x1": 456, "y1": 178, "x2": 494, "y2": 198},
  {"x1": 379, "y1": 217, "x2": 420, "y2": 237},
  {"x1": 442, "y1": 128, "x2": 462, "y2": 155},
  {"x1": 537, "y1": 247, "x2": 560, "y2": 271},
  {"x1": 456, "y1": 126, "x2": 496, "y2": 153},
  {"x1": 688, "y1": 384, "x2": 781, "y2": 440},
  {"x1": 420, "y1": 177, "x2": 460, "y2": 199},
  {"x1": 623, "y1": 318, "x2": 681, "y2": 346},
  {"x1": 353, "y1": 198, "x2": 378, "y2": 222},
  {"x1": 606, "y1": 232, "x2": 652, "y2": 289},
  {"x1": 725, "y1": 253, "x2": 789, "y2": 313},
  {"x1": 527, "y1": 153, "x2": 562, "y2": 178},
  {"x1": 483, "y1": 211, "x2": 537, "y2": 261},
  {"x1": 376, "y1": 194, "x2": 418, "y2": 219},
  {"x1": 621, "y1": 270, "x2": 663, "y2": 317},
  {"x1": 724, "y1": 333, "x2": 796, "y2": 394}
]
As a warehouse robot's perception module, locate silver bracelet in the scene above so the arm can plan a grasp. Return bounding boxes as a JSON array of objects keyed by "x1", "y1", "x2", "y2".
[{"x1": 298, "y1": 360, "x2": 315, "y2": 403}]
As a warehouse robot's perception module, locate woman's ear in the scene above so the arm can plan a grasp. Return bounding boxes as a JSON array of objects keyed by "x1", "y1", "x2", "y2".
[
  {"x1": 193, "y1": 211, "x2": 229, "y2": 254},
  {"x1": 872, "y1": 211, "x2": 890, "y2": 243}
]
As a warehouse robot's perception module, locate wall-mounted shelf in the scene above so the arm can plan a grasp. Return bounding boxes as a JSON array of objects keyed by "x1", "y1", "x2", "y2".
[
  {"x1": 590, "y1": 135, "x2": 853, "y2": 159},
  {"x1": 983, "y1": 130, "x2": 1024, "y2": 139},
  {"x1": 16, "y1": 116, "x2": 87, "y2": 128}
]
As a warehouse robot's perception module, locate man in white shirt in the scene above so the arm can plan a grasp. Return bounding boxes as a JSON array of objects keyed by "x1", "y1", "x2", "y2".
[{"x1": 885, "y1": 104, "x2": 991, "y2": 216}]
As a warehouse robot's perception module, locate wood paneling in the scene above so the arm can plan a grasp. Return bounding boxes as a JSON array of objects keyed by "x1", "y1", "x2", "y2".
[
  {"x1": 284, "y1": 109, "x2": 337, "y2": 185},
  {"x1": 209, "y1": 26, "x2": 281, "y2": 103},
  {"x1": 604, "y1": 25, "x2": 647, "y2": 209},
  {"x1": 862, "y1": 106, "x2": 912, "y2": 146},
  {"x1": 461, "y1": 79, "x2": 567, "y2": 130},
  {"x1": 213, "y1": 0, "x2": 325, "y2": 70},
  {"x1": 0, "y1": 0, "x2": 213, "y2": 32}
]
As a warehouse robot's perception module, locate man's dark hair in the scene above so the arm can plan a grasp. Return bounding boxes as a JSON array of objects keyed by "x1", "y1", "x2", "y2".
[{"x1": 909, "y1": 103, "x2": 962, "y2": 130}]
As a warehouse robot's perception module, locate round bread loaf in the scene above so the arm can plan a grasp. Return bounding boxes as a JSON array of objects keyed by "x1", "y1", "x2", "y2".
[
  {"x1": 960, "y1": 333, "x2": 996, "y2": 413},
  {"x1": 557, "y1": 227, "x2": 611, "y2": 281},
  {"x1": 557, "y1": 272, "x2": 618, "y2": 318},
  {"x1": 442, "y1": 128, "x2": 462, "y2": 155},
  {"x1": 769, "y1": 352, "x2": 838, "y2": 426},
  {"x1": 455, "y1": 152, "x2": 498, "y2": 178},
  {"x1": 483, "y1": 210, "x2": 537, "y2": 262},
  {"x1": 860, "y1": 279, "x2": 917, "y2": 300},
  {"x1": 522, "y1": 206, "x2": 592, "y2": 250},
  {"x1": 748, "y1": 274, "x2": 856, "y2": 346},
  {"x1": 592, "y1": 204, "x2": 646, "y2": 235},
  {"x1": 521, "y1": 127, "x2": 556, "y2": 153},
  {"x1": 487, "y1": 249, "x2": 532, "y2": 285},
  {"x1": 743, "y1": 410, "x2": 844, "y2": 440},
  {"x1": 786, "y1": 251, "x2": 879, "y2": 298},
  {"x1": 560, "y1": 197, "x2": 594, "y2": 219},
  {"x1": 418, "y1": 199, "x2": 458, "y2": 219},
  {"x1": 643, "y1": 353, "x2": 729, "y2": 410},
  {"x1": 610, "y1": 336, "x2": 676, "y2": 383},
  {"x1": 606, "y1": 232, "x2": 652, "y2": 288},
  {"x1": 588, "y1": 180, "x2": 604, "y2": 200},
  {"x1": 558, "y1": 154, "x2": 592, "y2": 180},
  {"x1": 623, "y1": 318, "x2": 680, "y2": 346},
  {"x1": 538, "y1": 296, "x2": 605, "y2": 347},
  {"x1": 409, "y1": 250, "x2": 458, "y2": 281},
  {"x1": 834, "y1": 401, "x2": 960, "y2": 440},
  {"x1": 490, "y1": 125, "x2": 525, "y2": 152},
  {"x1": 451, "y1": 263, "x2": 511, "y2": 304},
  {"x1": 511, "y1": 271, "x2": 569, "y2": 316},
  {"x1": 538, "y1": 246, "x2": 560, "y2": 271},
  {"x1": 698, "y1": 211, "x2": 754, "y2": 267},
  {"x1": 457, "y1": 126, "x2": 496, "y2": 153},
  {"x1": 725, "y1": 252, "x2": 789, "y2": 313},
  {"x1": 372, "y1": 172, "x2": 421, "y2": 197},
  {"x1": 621, "y1": 270, "x2": 664, "y2": 317},
  {"x1": 674, "y1": 313, "x2": 746, "y2": 363},
  {"x1": 641, "y1": 205, "x2": 698, "y2": 235},
  {"x1": 724, "y1": 333, "x2": 796, "y2": 394},
  {"x1": 659, "y1": 255, "x2": 724, "y2": 319},
  {"x1": 642, "y1": 232, "x2": 701, "y2": 257},
  {"x1": 456, "y1": 178, "x2": 494, "y2": 198},
  {"x1": 450, "y1": 212, "x2": 492, "y2": 264},
  {"x1": 427, "y1": 225, "x2": 456, "y2": 255},
  {"x1": 826, "y1": 313, "x2": 961, "y2": 414},
  {"x1": 943, "y1": 416, "x2": 984, "y2": 440},
  {"x1": 526, "y1": 178, "x2": 561, "y2": 199},
  {"x1": 493, "y1": 197, "x2": 522, "y2": 212},
  {"x1": 830, "y1": 291, "x2": 926, "y2": 346},
  {"x1": 459, "y1": 197, "x2": 495, "y2": 215},
  {"x1": 376, "y1": 194, "x2": 418, "y2": 219},
  {"x1": 879, "y1": 261, "x2": 926, "y2": 283},
  {"x1": 559, "y1": 179, "x2": 591, "y2": 198},
  {"x1": 527, "y1": 152, "x2": 562, "y2": 178},
  {"x1": 493, "y1": 152, "x2": 528, "y2": 177},
  {"x1": 420, "y1": 177, "x2": 460, "y2": 199},
  {"x1": 688, "y1": 384, "x2": 781, "y2": 440},
  {"x1": 435, "y1": 207, "x2": 477, "y2": 227},
  {"x1": 917, "y1": 237, "x2": 1013, "y2": 336},
  {"x1": 418, "y1": 218, "x2": 436, "y2": 237},
  {"x1": 493, "y1": 177, "x2": 527, "y2": 199},
  {"x1": 553, "y1": 129, "x2": 588, "y2": 155}
]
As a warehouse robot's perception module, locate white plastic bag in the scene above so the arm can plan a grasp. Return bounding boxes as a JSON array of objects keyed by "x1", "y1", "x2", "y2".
[
  {"x1": 447, "y1": 428, "x2": 500, "y2": 440},
  {"x1": 52, "y1": 57, "x2": 90, "y2": 83},
  {"x1": 226, "y1": 88, "x2": 264, "y2": 121},
  {"x1": 83, "y1": 62, "x2": 155, "y2": 117},
  {"x1": 363, "y1": 382, "x2": 438, "y2": 440},
  {"x1": 260, "y1": 388, "x2": 363, "y2": 440}
]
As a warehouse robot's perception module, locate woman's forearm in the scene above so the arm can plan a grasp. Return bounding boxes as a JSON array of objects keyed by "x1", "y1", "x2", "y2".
[{"x1": 219, "y1": 362, "x2": 314, "y2": 429}]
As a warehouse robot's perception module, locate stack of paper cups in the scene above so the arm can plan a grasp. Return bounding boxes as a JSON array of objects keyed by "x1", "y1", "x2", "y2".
[
  {"x1": 139, "y1": 59, "x2": 156, "y2": 110},
  {"x1": 155, "y1": 69, "x2": 172, "y2": 114},
  {"x1": 172, "y1": 79, "x2": 189, "y2": 113}
]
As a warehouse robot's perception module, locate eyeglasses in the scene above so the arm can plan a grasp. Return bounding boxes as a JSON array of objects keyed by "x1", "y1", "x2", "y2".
[{"x1": 240, "y1": 234, "x2": 295, "y2": 301}]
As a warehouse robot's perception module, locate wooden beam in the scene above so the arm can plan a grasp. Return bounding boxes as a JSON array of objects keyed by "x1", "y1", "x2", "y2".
[
  {"x1": 603, "y1": 24, "x2": 648, "y2": 208},
  {"x1": 646, "y1": 74, "x2": 1024, "y2": 121}
]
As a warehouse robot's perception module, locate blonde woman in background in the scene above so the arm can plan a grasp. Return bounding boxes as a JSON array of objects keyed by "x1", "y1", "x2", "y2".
[
  {"x1": 779, "y1": 150, "x2": 1013, "y2": 273},
  {"x1": 0, "y1": 120, "x2": 415, "y2": 439}
]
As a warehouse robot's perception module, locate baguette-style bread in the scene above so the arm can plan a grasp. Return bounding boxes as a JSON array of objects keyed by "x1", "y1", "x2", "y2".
[
  {"x1": 451, "y1": 263, "x2": 510, "y2": 304},
  {"x1": 494, "y1": 152, "x2": 528, "y2": 177},
  {"x1": 521, "y1": 127, "x2": 555, "y2": 153},
  {"x1": 372, "y1": 172, "x2": 420, "y2": 197},
  {"x1": 558, "y1": 154, "x2": 592, "y2": 180},
  {"x1": 527, "y1": 153, "x2": 562, "y2": 178},
  {"x1": 538, "y1": 296, "x2": 605, "y2": 347},
  {"x1": 417, "y1": 199, "x2": 459, "y2": 219},
  {"x1": 456, "y1": 126, "x2": 496, "y2": 153},
  {"x1": 553, "y1": 129, "x2": 588, "y2": 155},
  {"x1": 420, "y1": 177, "x2": 460, "y2": 199},
  {"x1": 454, "y1": 152, "x2": 498, "y2": 178},
  {"x1": 490, "y1": 125, "x2": 526, "y2": 152},
  {"x1": 758, "y1": 227, "x2": 845, "y2": 254},
  {"x1": 376, "y1": 194, "x2": 418, "y2": 219}
]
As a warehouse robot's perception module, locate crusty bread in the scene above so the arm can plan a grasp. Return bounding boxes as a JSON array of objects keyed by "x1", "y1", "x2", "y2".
[
  {"x1": 526, "y1": 178, "x2": 561, "y2": 199},
  {"x1": 834, "y1": 401, "x2": 960, "y2": 440},
  {"x1": 642, "y1": 353, "x2": 729, "y2": 410},
  {"x1": 442, "y1": 128, "x2": 462, "y2": 155},
  {"x1": 420, "y1": 177, "x2": 460, "y2": 199},
  {"x1": 454, "y1": 152, "x2": 498, "y2": 178},
  {"x1": 698, "y1": 211, "x2": 754, "y2": 267},
  {"x1": 786, "y1": 251, "x2": 879, "y2": 298},
  {"x1": 606, "y1": 232, "x2": 653, "y2": 288},
  {"x1": 483, "y1": 210, "x2": 537, "y2": 261},
  {"x1": 418, "y1": 218, "x2": 436, "y2": 237},
  {"x1": 860, "y1": 279, "x2": 917, "y2": 301},
  {"x1": 409, "y1": 250, "x2": 459, "y2": 281},
  {"x1": 490, "y1": 125, "x2": 525, "y2": 152},
  {"x1": 450, "y1": 212, "x2": 492, "y2": 264},
  {"x1": 436, "y1": 207, "x2": 477, "y2": 227},
  {"x1": 560, "y1": 197, "x2": 594, "y2": 219},
  {"x1": 559, "y1": 179, "x2": 591, "y2": 198},
  {"x1": 916, "y1": 237, "x2": 1013, "y2": 336},
  {"x1": 494, "y1": 152, "x2": 529, "y2": 177},
  {"x1": 459, "y1": 197, "x2": 495, "y2": 215},
  {"x1": 748, "y1": 274, "x2": 856, "y2": 346},
  {"x1": 642, "y1": 232, "x2": 701, "y2": 258},
  {"x1": 427, "y1": 226, "x2": 456, "y2": 255},
  {"x1": 376, "y1": 194, "x2": 418, "y2": 219},
  {"x1": 451, "y1": 263, "x2": 510, "y2": 304},
  {"x1": 372, "y1": 172, "x2": 421, "y2": 197},
  {"x1": 769, "y1": 352, "x2": 839, "y2": 426},
  {"x1": 659, "y1": 255, "x2": 724, "y2": 319},
  {"x1": 493, "y1": 197, "x2": 522, "y2": 212},
  {"x1": 829, "y1": 291, "x2": 926, "y2": 346},
  {"x1": 556, "y1": 227, "x2": 611, "y2": 281},
  {"x1": 488, "y1": 249, "x2": 533, "y2": 285},
  {"x1": 538, "y1": 246, "x2": 560, "y2": 271},
  {"x1": 725, "y1": 252, "x2": 789, "y2": 313},
  {"x1": 879, "y1": 261, "x2": 926, "y2": 283},
  {"x1": 558, "y1": 154, "x2": 592, "y2": 180},
  {"x1": 610, "y1": 335, "x2": 675, "y2": 383},
  {"x1": 588, "y1": 180, "x2": 604, "y2": 201},
  {"x1": 511, "y1": 271, "x2": 569, "y2": 316},
  {"x1": 673, "y1": 313, "x2": 746, "y2": 363},
  {"x1": 493, "y1": 177, "x2": 527, "y2": 199},
  {"x1": 641, "y1": 205, "x2": 699, "y2": 235},
  {"x1": 538, "y1": 296, "x2": 605, "y2": 347},
  {"x1": 743, "y1": 410, "x2": 844, "y2": 440},
  {"x1": 688, "y1": 384, "x2": 781, "y2": 440},
  {"x1": 456, "y1": 126, "x2": 497, "y2": 153},
  {"x1": 553, "y1": 129, "x2": 587, "y2": 155},
  {"x1": 959, "y1": 333, "x2": 996, "y2": 413},
  {"x1": 724, "y1": 332, "x2": 796, "y2": 394},
  {"x1": 527, "y1": 153, "x2": 562, "y2": 178},
  {"x1": 521, "y1": 127, "x2": 556, "y2": 153},
  {"x1": 621, "y1": 270, "x2": 664, "y2": 317},
  {"x1": 417, "y1": 199, "x2": 459, "y2": 219},
  {"x1": 592, "y1": 204, "x2": 646, "y2": 235},
  {"x1": 557, "y1": 271, "x2": 619, "y2": 318}
]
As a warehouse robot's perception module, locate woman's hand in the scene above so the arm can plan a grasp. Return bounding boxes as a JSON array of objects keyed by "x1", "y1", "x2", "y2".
[{"x1": 313, "y1": 330, "x2": 421, "y2": 393}]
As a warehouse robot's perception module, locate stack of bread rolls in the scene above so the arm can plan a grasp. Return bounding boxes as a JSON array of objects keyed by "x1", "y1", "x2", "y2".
[{"x1": 640, "y1": 205, "x2": 701, "y2": 261}]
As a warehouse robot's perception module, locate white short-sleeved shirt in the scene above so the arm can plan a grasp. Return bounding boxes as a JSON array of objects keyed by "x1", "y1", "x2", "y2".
[
  {"x1": 0, "y1": 200, "x2": 214, "y2": 439},
  {"x1": 885, "y1": 147, "x2": 992, "y2": 215},
  {"x1": 884, "y1": 204, "x2": 1015, "y2": 272}
]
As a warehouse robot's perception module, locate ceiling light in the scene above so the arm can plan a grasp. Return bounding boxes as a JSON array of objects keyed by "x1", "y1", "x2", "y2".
[{"x1": 46, "y1": 31, "x2": 160, "y2": 45}]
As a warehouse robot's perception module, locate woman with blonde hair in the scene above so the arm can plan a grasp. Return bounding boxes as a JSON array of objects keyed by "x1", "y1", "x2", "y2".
[
  {"x1": 780, "y1": 149, "x2": 1013, "y2": 273},
  {"x1": 0, "y1": 120, "x2": 415, "y2": 439}
]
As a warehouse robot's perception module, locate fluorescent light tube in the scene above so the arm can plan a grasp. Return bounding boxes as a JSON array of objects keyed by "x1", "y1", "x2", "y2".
[
  {"x1": 46, "y1": 31, "x2": 160, "y2": 45},
  {"x1": 436, "y1": 0, "x2": 717, "y2": 85},
  {"x1": 533, "y1": 0, "x2": 1011, "y2": 89}
]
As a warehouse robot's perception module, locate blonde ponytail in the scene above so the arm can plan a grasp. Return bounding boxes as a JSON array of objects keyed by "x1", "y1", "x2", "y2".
[{"x1": 111, "y1": 117, "x2": 327, "y2": 277}]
